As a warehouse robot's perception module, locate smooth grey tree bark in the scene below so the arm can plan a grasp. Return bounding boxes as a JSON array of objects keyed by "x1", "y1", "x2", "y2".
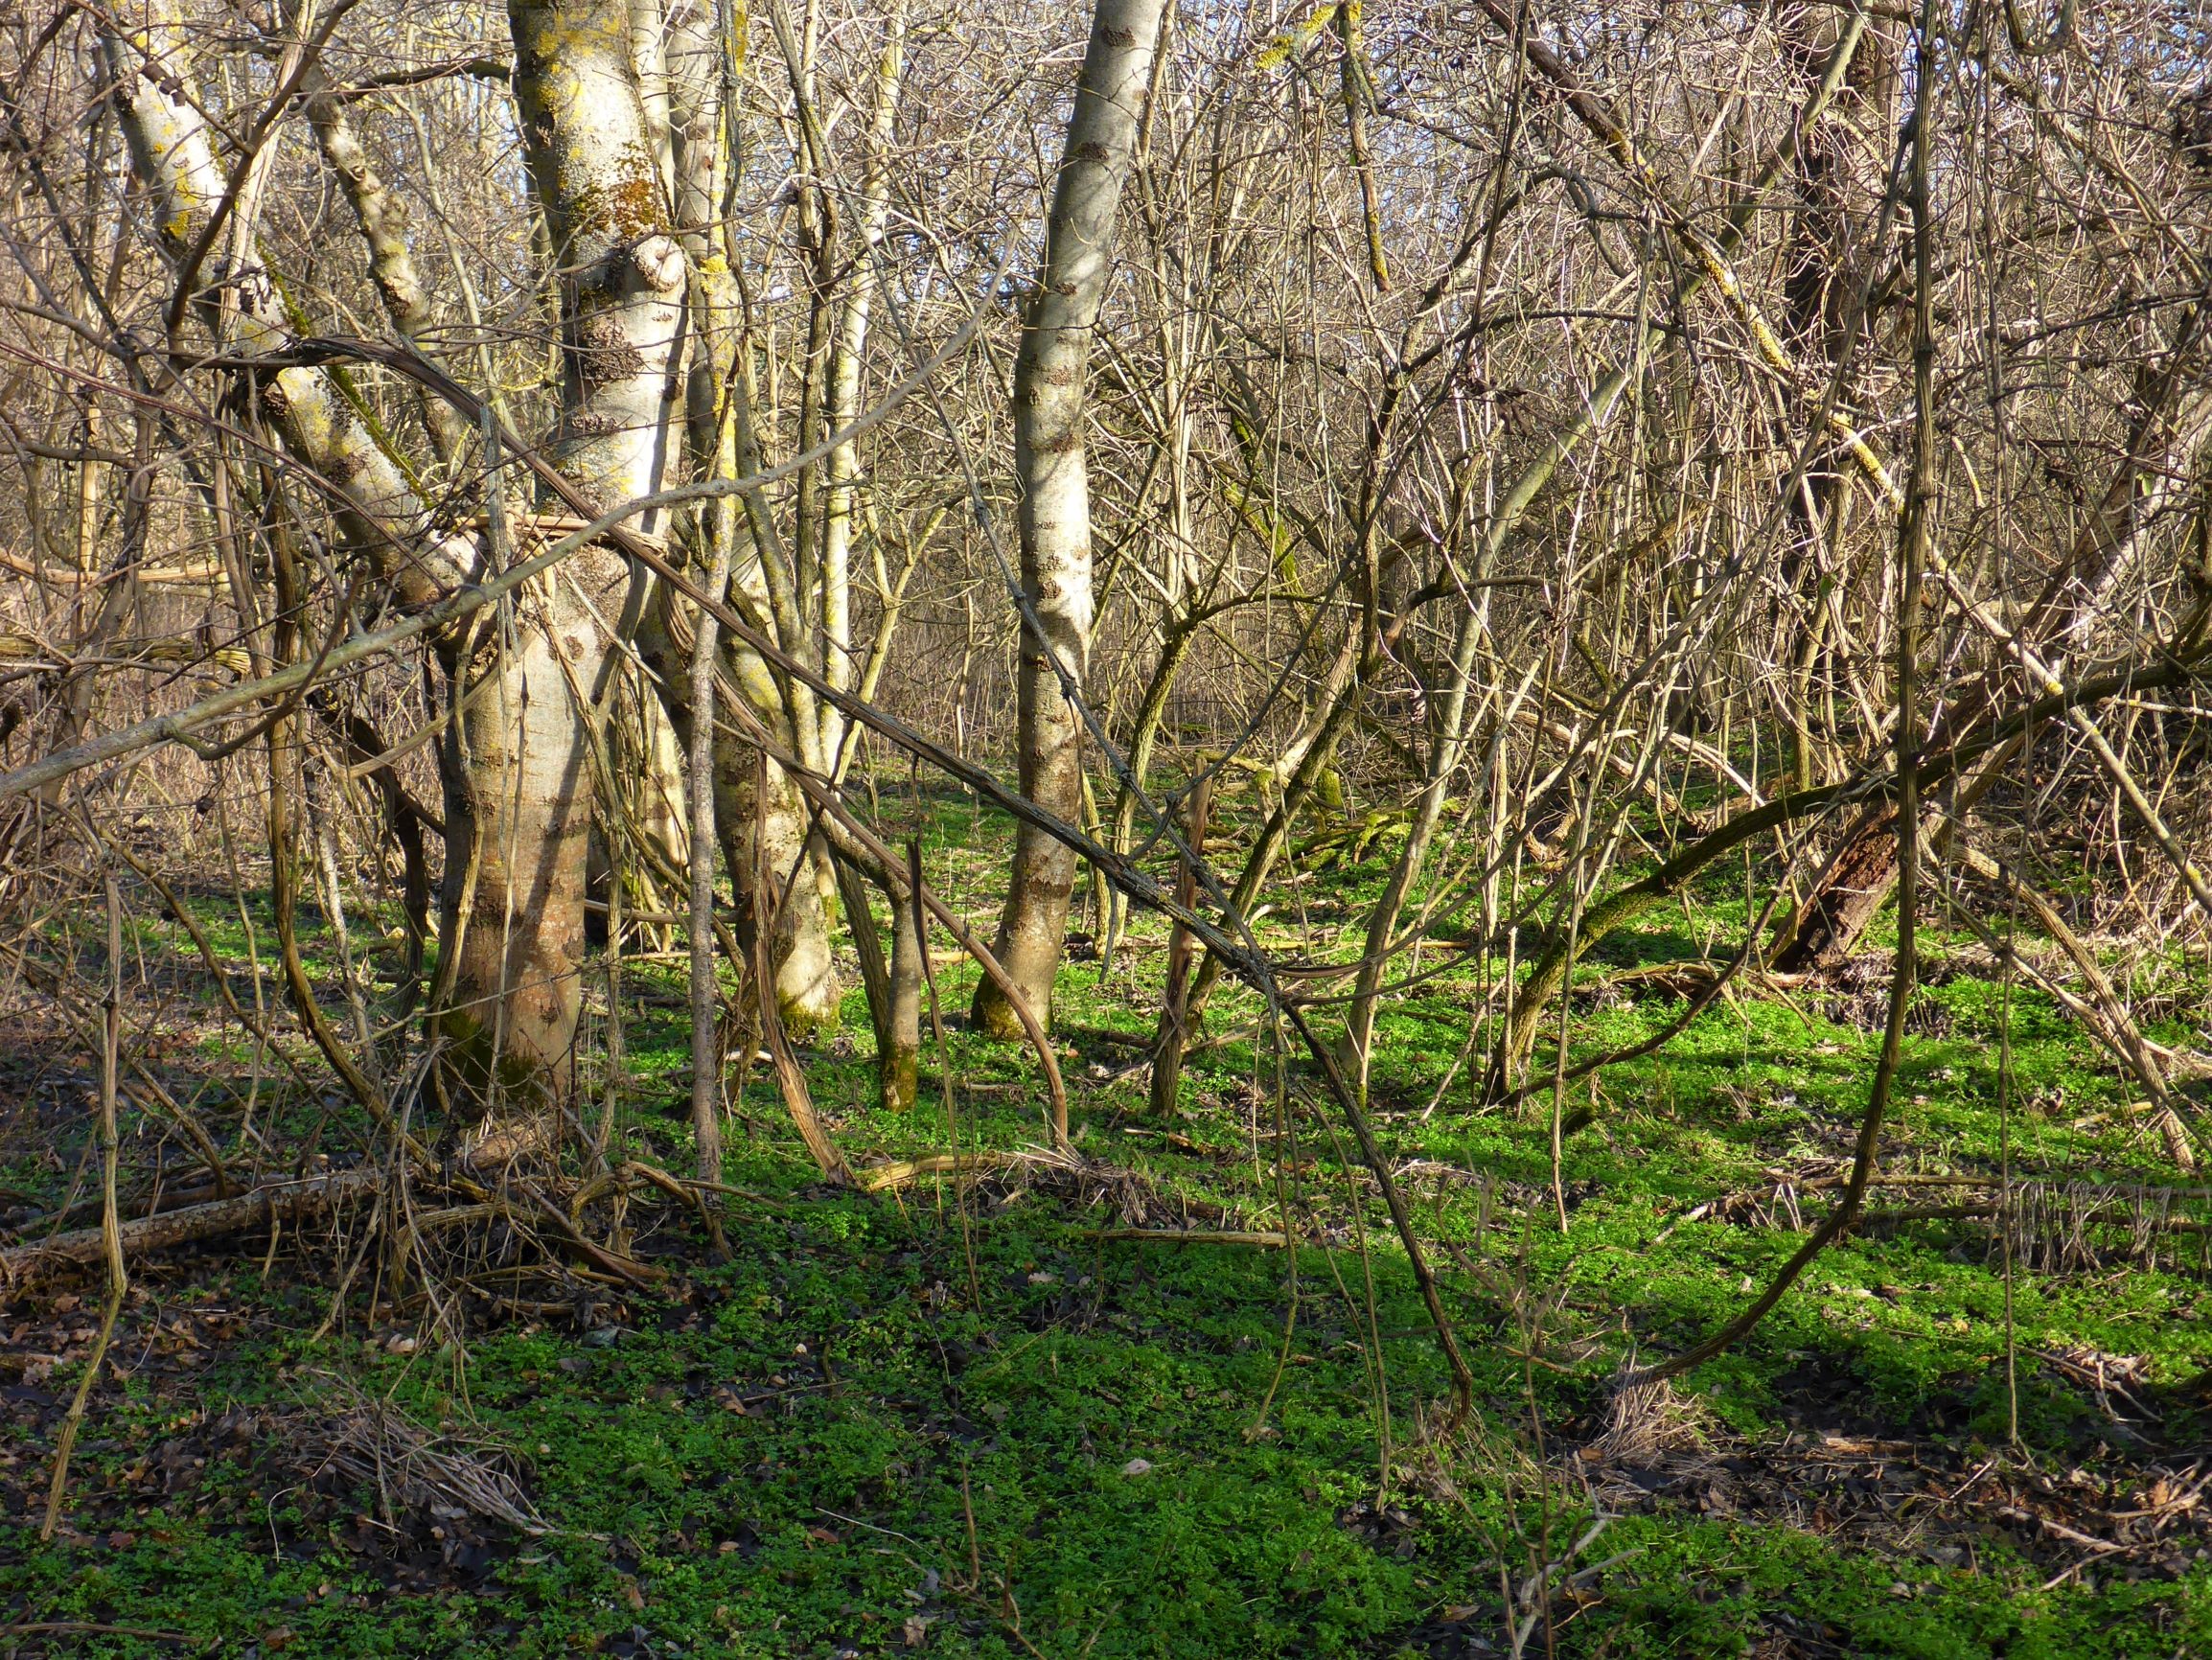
[
  {"x1": 646, "y1": 0, "x2": 842, "y2": 1037},
  {"x1": 974, "y1": 0, "x2": 1170, "y2": 1039},
  {"x1": 434, "y1": 0, "x2": 686, "y2": 1100},
  {"x1": 104, "y1": 2, "x2": 631, "y2": 1111}
]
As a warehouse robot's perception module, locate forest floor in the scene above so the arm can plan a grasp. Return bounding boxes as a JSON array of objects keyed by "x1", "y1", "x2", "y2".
[{"x1": 0, "y1": 784, "x2": 2209, "y2": 1657}]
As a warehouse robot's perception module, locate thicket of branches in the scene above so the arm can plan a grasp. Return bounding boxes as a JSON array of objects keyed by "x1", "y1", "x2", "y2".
[{"x1": 1, "y1": 0, "x2": 2209, "y2": 1403}]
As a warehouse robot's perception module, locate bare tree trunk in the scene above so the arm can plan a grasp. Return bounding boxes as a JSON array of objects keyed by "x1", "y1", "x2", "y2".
[
  {"x1": 298, "y1": 59, "x2": 469, "y2": 463},
  {"x1": 101, "y1": 4, "x2": 592, "y2": 1107},
  {"x1": 975, "y1": 0, "x2": 1170, "y2": 1038},
  {"x1": 883, "y1": 865, "x2": 923, "y2": 1111},
  {"x1": 684, "y1": 521, "x2": 731, "y2": 1221},
  {"x1": 449, "y1": 0, "x2": 686, "y2": 1099},
  {"x1": 1774, "y1": 7, "x2": 1893, "y2": 789},
  {"x1": 437, "y1": 602, "x2": 611, "y2": 1103},
  {"x1": 653, "y1": 0, "x2": 842, "y2": 1037},
  {"x1": 100, "y1": 10, "x2": 465, "y2": 611},
  {"x1": 1344, "y1": 586, "x2": 1486, "y2": 1097},
  {"x1": 835, "y1": 852, "x2": 921, "y2": 1112},
  {"x1": 1148, "y1": 773, "x2": 1211, "y2": 1119},
  {"x1": 818, "y1": 0, "x2": 905, "y2": 768}
]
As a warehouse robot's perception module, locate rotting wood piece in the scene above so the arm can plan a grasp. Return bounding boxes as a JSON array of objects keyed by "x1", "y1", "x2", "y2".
[{"x1": 0, "y1": 1167, "x2": 381, "y2": 1285}]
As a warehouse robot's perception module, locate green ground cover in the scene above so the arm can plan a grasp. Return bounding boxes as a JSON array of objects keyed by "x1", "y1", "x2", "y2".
[{"x1": 1, "y1": 784, "x2": 2207, "y2": 1656}]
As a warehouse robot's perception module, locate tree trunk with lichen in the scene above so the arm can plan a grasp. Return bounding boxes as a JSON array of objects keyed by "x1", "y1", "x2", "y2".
[
  {"x1": 633, "y1": 0, "x2": 842, "y2": 1040},
  {"x1": 298, "y1": 56, "x2": 469, "y2": 465},
  {"x1": 102, "y1": 10, "x2": 467, "y2": 613},
  {"x1": 102, "y1": 5, "x2": 542, "y2": 1096},
  {"x1": 974, "y1": 0, "x2": 1169, "y2": 1039},
  {"x1": 435, "y1": 0, "x2": 688, "y2": 1104},
  {"x1": 107, "y1": 0, "x2": 630, "y2": 1113}
]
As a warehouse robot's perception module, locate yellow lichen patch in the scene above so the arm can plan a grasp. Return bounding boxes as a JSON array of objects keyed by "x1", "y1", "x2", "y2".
[
  {"x1": 560, "y1": 144, "x2": 666, "y2": 249},
  {"x1": 1256, "y1": 1, "x2": 1337, "y2": 69},
  {"x1": 606, "y1": 163, "x2": 663, "y2": 240}
]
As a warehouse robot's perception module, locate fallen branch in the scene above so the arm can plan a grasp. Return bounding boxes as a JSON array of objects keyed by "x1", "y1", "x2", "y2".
[
  {"x1": 861, "y1": 1152, "x2": 1026, "y2": 1191},
  {"x1": 0, "y1": 1167, "x2": 381, "y2": 1286},
  {"x1": 1088, "y1": 1228, "x2": 1301, "y2": 1248},
  {"x1": 511, "y1": 1184, "x2": 667, "y2": 1287}
]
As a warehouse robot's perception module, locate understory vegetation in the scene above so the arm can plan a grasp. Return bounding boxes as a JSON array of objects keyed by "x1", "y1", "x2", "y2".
[
  {"x1": 5, "y1": 0, "x2": 2212, "y2": 1653},
  {"x1": 2, "y1": 791, "x2": 2209, "y2": 1657}
]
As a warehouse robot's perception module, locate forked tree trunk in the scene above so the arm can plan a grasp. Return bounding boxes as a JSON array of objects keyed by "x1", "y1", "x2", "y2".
[
  {"x1": 109, "y1": 0, "x2": 641, "y2": 1111},
  {"x1": 974, "y1": 0, "x2": 1169, "y2": 1039},
  {"x1": 101, "y1": 11, "x2": 466, "y2": 613},
  {"x1": 102, "y1": 7, "x2": 558, "y2": 1105},
  {"x1": 446, "y1": 0, "x2": 688, "y2": 1099},
  {"x1": 652, "y1": 0, "x2": 842, "y2": 1038}
]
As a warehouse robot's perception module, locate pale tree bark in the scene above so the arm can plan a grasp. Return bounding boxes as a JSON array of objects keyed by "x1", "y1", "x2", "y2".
[
  {"x1": 975, "y1": 0, "x2": 1169, "y2": 1039},
  {"x1": 298, "y1": 61, "x2": 470, "y2": 463},
  {"x1": 756, "y1": 0, "x2": 850, "y2": 981},
  {"x1": 101, "y1": 4, "x2": 652, "y2": 1114},
  {"x1": 596, "y1": 672, "x2": 690, "y2": 925},
  {"x1": 509, "y1": 0, "x2": 686, "y2": 522},
  {"x1": 647, "y1": 0, "x2": 841, "y2": 1038},
  {"x1": 100, "y1": 0, "x2": 470, "y2": 844},
  {"x1": 818, "y1": 0, "x2": 905, "y2": 767},
  {"x1": 815, "y1": 0, "x2": 917, "y2": 1101},
  {"x1": 684, "y1": 524, "x2": 731, "y2": 1207},
  {"x1": 437, "y1": 0, "x2": 686, "y2": 1099},
  {"x1": 100, "y1": 9, "x2": 465, "y2": 613},
  {"x1": 434, "y1": 601, "x2": 611, "y2": 1107}
]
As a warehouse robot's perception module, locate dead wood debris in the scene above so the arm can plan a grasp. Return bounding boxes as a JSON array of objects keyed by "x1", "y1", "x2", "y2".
[
  {"x1": 1566, "y1": 1366, "x2": 2212, "y2": 1588},
  {"x1": 0, "y1": 1167, "x2": 383, "y2": 1286},
  {"x1": 1672, "y1": 1162, "x2": 2212, "y2": 1272},
  {"x1": 288, "y1": 1372, "x2": 551, "y2": 1537}
]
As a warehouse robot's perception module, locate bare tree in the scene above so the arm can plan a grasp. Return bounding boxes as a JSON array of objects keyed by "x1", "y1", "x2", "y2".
[{"x1": 973, "y1": 0, "x2": 1170, "y2": 1038}]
